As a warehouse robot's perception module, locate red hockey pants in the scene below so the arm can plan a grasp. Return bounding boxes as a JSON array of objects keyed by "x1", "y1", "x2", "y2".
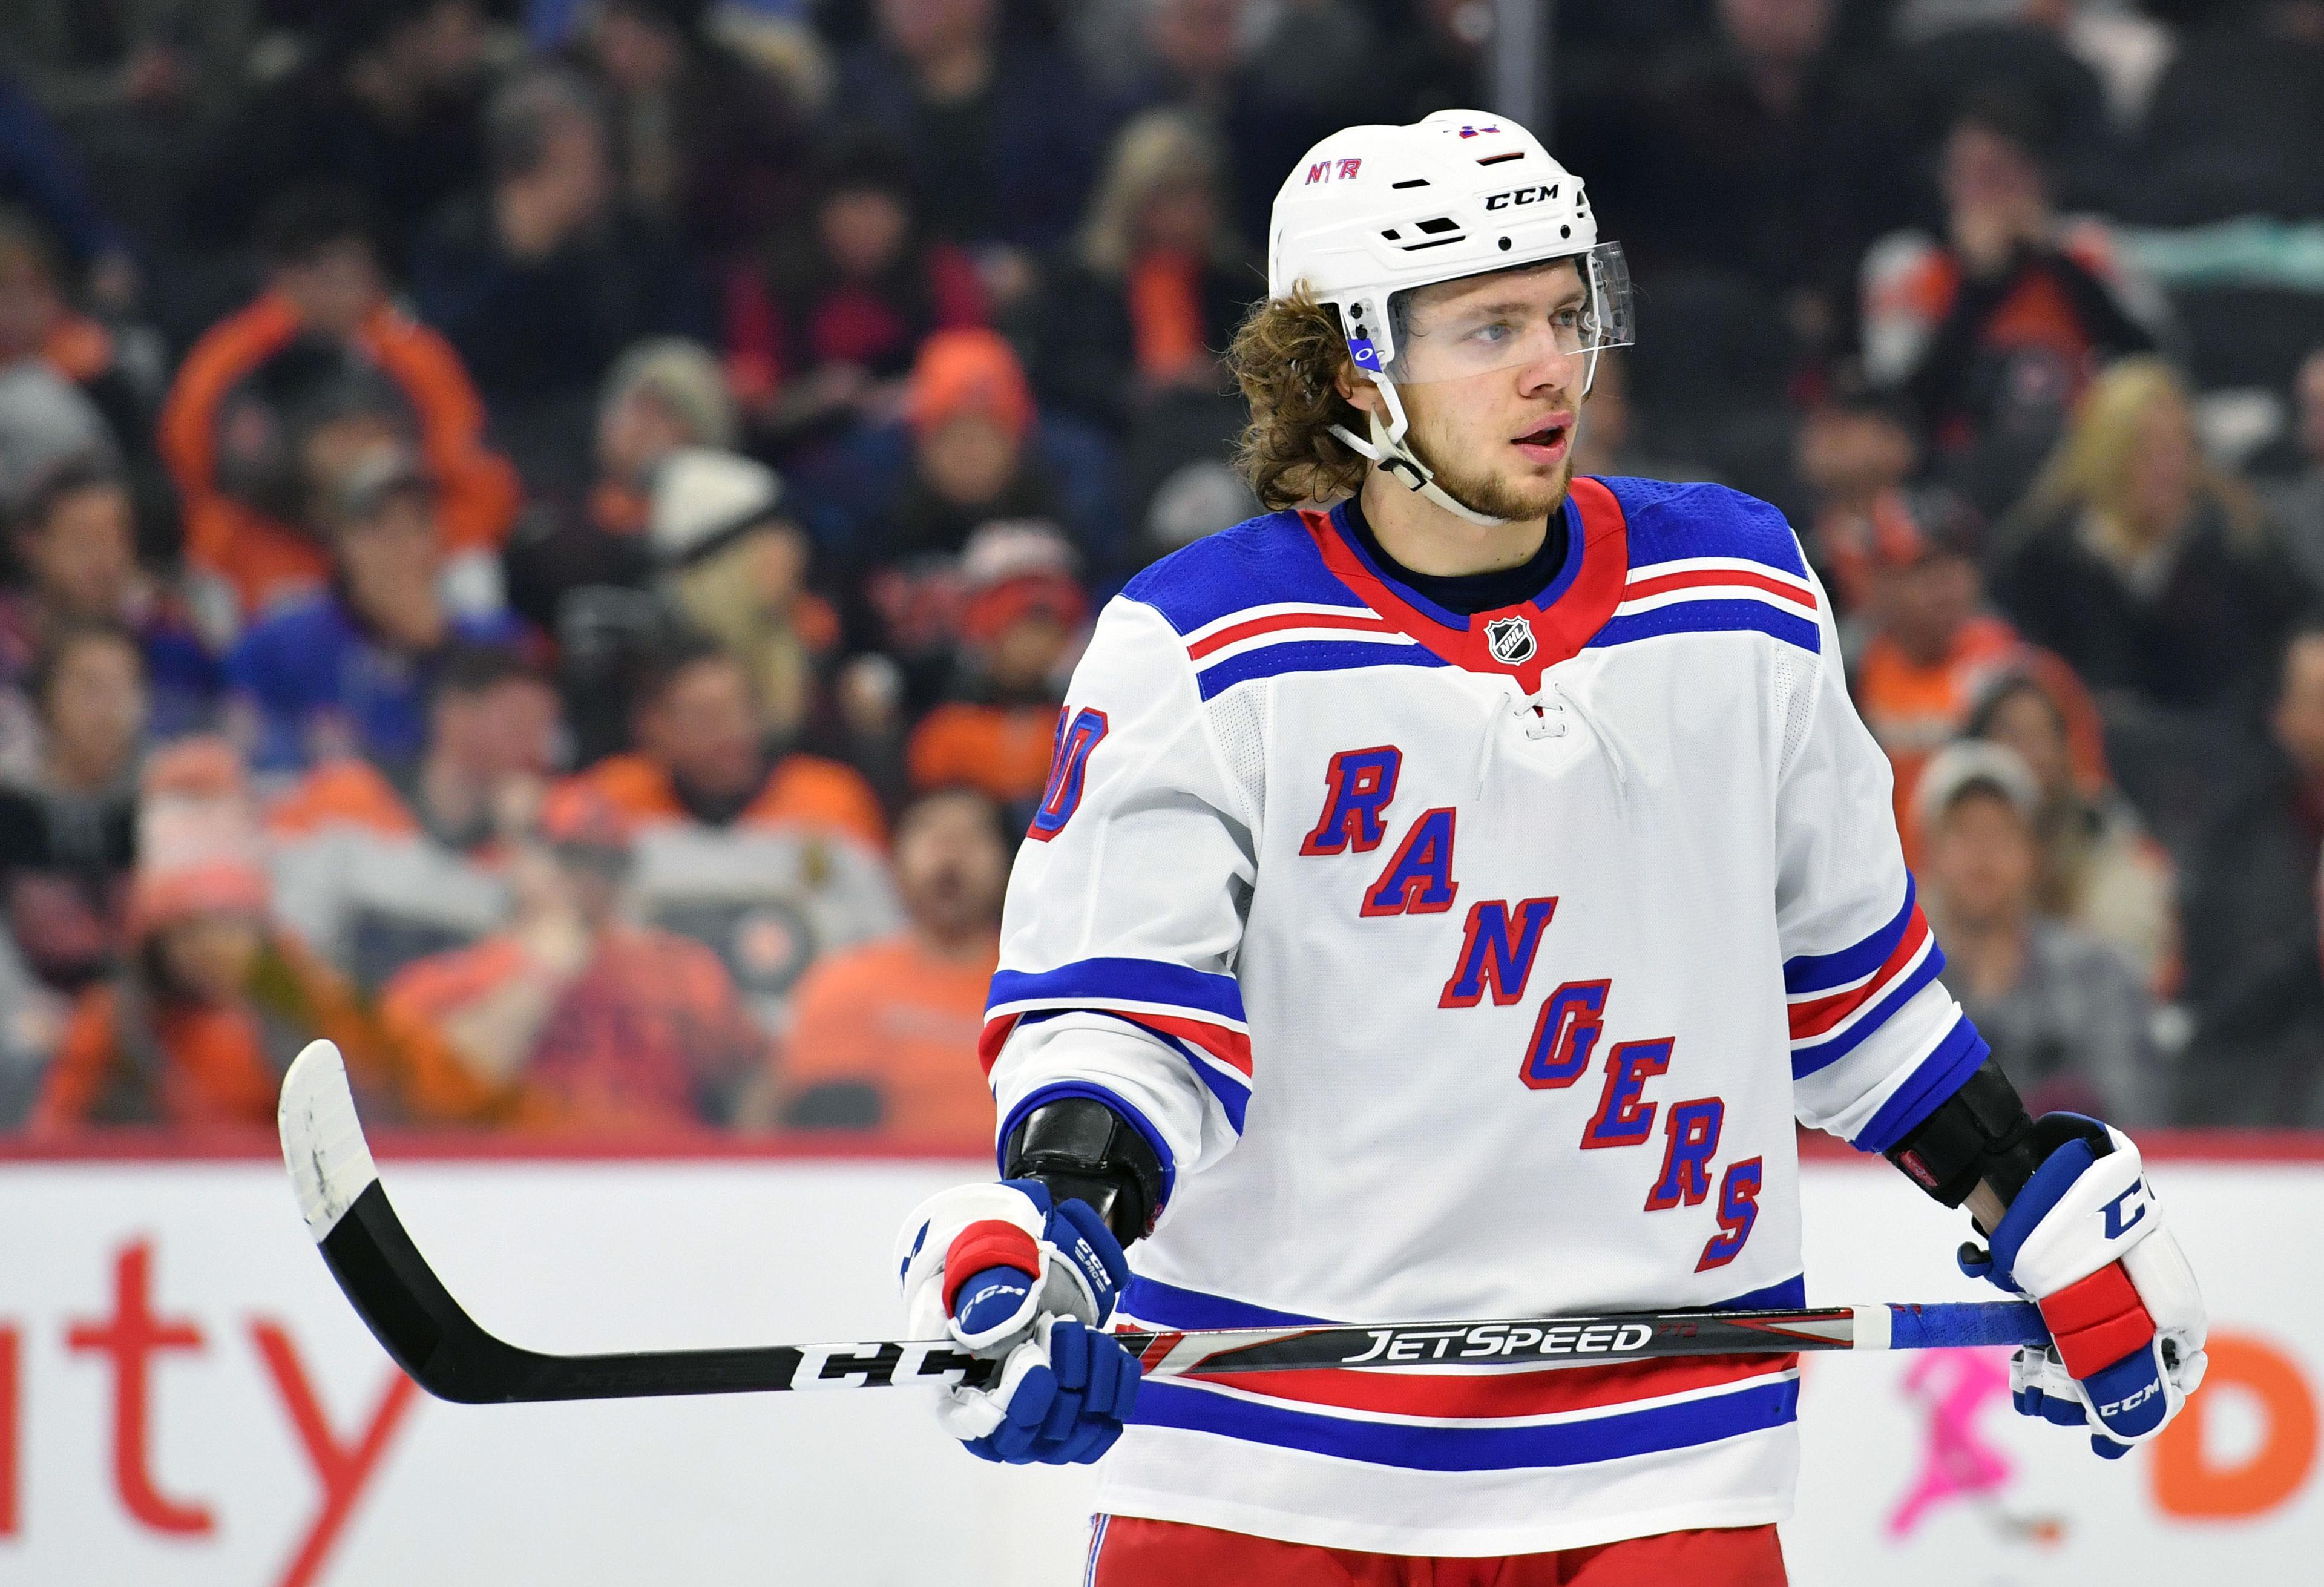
[{"x1": 1085, "y1": 1515, "x2": 1787, "y2": 1585}]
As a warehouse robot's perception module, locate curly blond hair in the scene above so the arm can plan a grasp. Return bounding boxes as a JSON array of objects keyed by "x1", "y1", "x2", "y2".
[{"x1": 1224, "y1": 288, "x2": 1370, "y2": 511}]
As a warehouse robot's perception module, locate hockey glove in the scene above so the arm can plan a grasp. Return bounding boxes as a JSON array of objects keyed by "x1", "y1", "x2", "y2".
[
  {"x1": 894, "y1": 1178, "x2": 1141, "y2": 1464},
  {"x1": 1959, "y1": 1114, "x2": 2207, "y2": 1458}
]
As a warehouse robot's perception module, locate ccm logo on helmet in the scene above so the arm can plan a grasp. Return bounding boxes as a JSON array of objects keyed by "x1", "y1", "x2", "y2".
[{"x1": 1484, "y1": 185, "x2": 1560, "y2": 211}]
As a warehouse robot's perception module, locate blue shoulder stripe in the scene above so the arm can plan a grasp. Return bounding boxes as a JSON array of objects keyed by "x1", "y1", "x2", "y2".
[
  {"x1": 1603, "y1": 478, "x2": 1810, "y2": 579},
  {"x1": 1121, "y1": 511, "x2": 1362, "y2": 638},
  {"x1": 1196, "y1": 639, "x2": 1446, "y2": 701},
  {"x1": 1588, "y1": 600, "x2": 1819, "y2": 657}
]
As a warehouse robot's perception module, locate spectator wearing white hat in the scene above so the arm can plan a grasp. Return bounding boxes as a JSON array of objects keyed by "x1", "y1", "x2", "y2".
[
  {"x1": 1914, "y1": 737, "x2": 2165, "y2": 1123},
  {"x1": 651, "y1": 446, "x2": 836, "y2": 747}
]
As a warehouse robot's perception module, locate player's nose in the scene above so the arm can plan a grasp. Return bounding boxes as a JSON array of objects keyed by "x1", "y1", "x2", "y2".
[{"x1": 1513, "y1": 343, "x2": 1583, "y2": 404}]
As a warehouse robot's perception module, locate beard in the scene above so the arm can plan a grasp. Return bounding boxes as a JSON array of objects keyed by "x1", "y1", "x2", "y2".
[
  {"x1": 1402, "y1": 390, "x2": 1583, "y2": 522},
  {"x1": 1426, "y1": 447, "x2": 1575, "y2": 522}
]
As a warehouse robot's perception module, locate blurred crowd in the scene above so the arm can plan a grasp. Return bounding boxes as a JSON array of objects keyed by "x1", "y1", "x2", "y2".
[{"x1": 1, "y1": 0, "x2": 2322, "y2": 1143}]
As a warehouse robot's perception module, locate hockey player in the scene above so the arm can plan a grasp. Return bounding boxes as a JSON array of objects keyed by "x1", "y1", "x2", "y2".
[{"x1": 894, "y1": 111, "x2": 2207, "y2": 1584}]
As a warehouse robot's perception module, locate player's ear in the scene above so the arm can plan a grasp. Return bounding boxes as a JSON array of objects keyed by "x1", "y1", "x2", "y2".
[{"x1": 1338, "y1": 361, "x2": 1380, "y2": 415}]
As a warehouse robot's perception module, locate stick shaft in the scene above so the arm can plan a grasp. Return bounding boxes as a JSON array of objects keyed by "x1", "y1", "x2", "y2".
[
  {"x1": 320, "y1": 1178, "x2": 2043, "y2": 1403},
  {"x1": 280, "y1": 1041, "x2": 2047, "y2": 1408}
]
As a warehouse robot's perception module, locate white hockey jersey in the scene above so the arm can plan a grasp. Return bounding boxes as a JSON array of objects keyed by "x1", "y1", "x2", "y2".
[{"x1": 980, "y1": 476, "x2": 1989, "y2": 1556}]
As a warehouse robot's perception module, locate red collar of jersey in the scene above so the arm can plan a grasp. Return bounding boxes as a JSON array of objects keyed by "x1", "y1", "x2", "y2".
[{"x1": 1302, "y1": 476, "x2": 1630, "y2": 694}]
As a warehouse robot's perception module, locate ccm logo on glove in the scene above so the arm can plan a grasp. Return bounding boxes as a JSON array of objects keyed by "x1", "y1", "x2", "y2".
[{"x1": 1966, "y1": 1114, "x2": 2207, "y2": 1457}]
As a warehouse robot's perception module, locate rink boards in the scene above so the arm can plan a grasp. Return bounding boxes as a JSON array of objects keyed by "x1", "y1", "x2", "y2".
[{"x1": 0, "y1": 1136, "x2": 2316, "y2": 1587}]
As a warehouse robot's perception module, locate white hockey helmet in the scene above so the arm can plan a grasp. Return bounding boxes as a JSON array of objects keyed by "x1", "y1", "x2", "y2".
[{"x1": 1267, "y1": 110, "x2": 1633, "y2": 524}]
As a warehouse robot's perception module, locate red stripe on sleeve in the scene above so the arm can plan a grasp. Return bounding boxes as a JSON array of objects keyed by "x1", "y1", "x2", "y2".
[
  {"x1": 1123, "y1": 1013, "x2": 1255, "y2": 1079},
  {"x1": 977, "y1": 1012, "x2": 1022, "y2": 1076},
  {"x1": 1787, "y1": 907, "x2": 1931, "y2": 1040},
  {"x1": 978, "y1": 1008, "x2": 1252, "y2": 1080}
]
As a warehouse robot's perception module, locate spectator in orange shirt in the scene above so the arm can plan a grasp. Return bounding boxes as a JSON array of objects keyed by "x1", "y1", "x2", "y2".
[
  {"x1": 560, "y1": 634, "x2": 899, "y2": 1031},
  {"x1": 775, "y1": 786, "x2": 1008, "y2": 1149},
  {"x1": 1032, "y1": 108, "x2": 1253, "y2": 435},
  {"x1": 908, "y1": 520, "x2": 1088, "y2": 816},
  {"x1": 381, "y1": 784, "x2": 766, "y2": 1130},
  {"x1": 157, "y1": 186, "x2": 520, "y2": 625},
  {"x1": 1848, "y1": 490, "x2": 2021, "y2": 850},
  {"x1": 574, "y1": 633, "x2": 884, "y2": 850},
  {"x1": 29, "y1": 738, "x2": 510, "y2": 1133}
]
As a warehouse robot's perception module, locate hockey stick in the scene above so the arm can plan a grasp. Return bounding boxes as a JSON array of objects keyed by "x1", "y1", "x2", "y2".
[{"x1": 279, "y1": 1041, "x2": 2049, "y2": 1405}]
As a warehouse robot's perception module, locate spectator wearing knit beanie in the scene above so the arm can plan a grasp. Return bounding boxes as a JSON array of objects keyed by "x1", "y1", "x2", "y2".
[{"x1": 876, "y1": 328, "x2": 1064, "y2": 562}]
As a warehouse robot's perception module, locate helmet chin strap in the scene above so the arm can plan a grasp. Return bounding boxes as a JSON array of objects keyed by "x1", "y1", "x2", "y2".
[{"x1": 1328, "y1": 373, "x2": 1511, "y2": 528}]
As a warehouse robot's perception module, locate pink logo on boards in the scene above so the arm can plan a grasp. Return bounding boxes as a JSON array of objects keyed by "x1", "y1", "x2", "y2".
[{"x1": 1886, "y1": 1350, "x2": 2067, "y2": 1546}]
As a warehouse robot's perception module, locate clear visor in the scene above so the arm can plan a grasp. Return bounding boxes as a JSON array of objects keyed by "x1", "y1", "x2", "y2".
[{"x1": 1363, "y1": 241, "x2": 1633, "y2": 387}]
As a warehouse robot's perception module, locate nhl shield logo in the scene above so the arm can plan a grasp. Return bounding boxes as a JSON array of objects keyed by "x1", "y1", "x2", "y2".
[{"x1": 1485, "y1": 615, "x2": 1537, "y2": 665}]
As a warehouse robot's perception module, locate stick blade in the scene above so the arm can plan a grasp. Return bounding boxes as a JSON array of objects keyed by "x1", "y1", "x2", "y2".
[{"x1": 278, "y1": 1039, "x2": 378, "y2": 1243}]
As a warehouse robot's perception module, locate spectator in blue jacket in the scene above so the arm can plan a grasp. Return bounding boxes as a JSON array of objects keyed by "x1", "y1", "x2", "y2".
[{"x1": 225, "y1": 448, "x2": 519, "y2": 777}]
